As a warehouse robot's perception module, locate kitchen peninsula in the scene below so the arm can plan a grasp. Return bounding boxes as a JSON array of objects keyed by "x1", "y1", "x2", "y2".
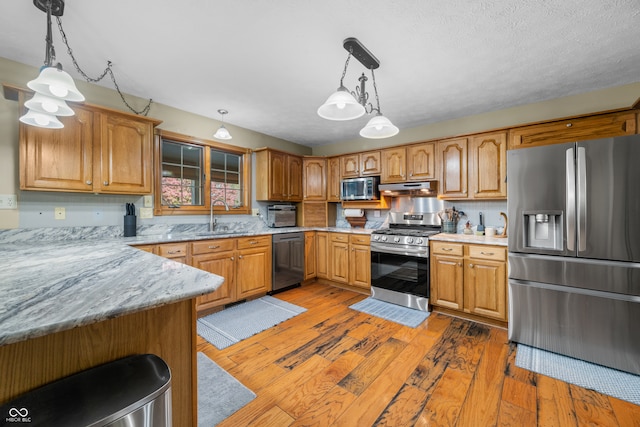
[{"x1": 0, "y1": 239, "x2": 223, "y2": 426}]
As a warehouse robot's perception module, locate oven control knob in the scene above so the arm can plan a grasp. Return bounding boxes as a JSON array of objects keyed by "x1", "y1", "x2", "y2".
[
  {"x1": 381, "y1": 236, "x2": 388, "y2": 242},
  {"x1": 393, "y1": 237, "x2": 400, "y2": 243},
  {"x1": 372, "y1": 235, "x2": 379, "y2": 241},
  {"x1": 407, "y1": 237, "x2": 414, "y2": 244},
  {"x1": 416, "y1": 238, "x2": 424, "y2": 244}
]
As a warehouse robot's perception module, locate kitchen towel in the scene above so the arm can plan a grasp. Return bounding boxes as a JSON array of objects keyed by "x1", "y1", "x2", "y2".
[{"x1": 344, "y1": 208, "x2": 364, "y2": 217}]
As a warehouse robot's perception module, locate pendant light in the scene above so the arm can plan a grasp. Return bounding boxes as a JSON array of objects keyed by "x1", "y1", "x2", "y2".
[
  {"x1": 20, "y1": 0, "x2": 85, "y2": 129},
  {"x1": 317, "y1": 37, "x2": 398, "y2": 139},
  {"x1": 214, "y1": 109, "x2": 232, "y2": 140}
]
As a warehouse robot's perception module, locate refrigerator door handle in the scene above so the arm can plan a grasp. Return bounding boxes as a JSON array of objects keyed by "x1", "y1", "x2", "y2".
[
  {"x1": 577, "y1": 146, "x2": 587, "y2": 251},
  {"x1": 566, "y1": 147, "x2": 576, "y2": 251}
]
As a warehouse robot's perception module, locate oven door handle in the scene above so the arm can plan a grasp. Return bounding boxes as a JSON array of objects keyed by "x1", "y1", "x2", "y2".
[{"x1": 371, "y1": 246, "x2": 429, "y2": 258}]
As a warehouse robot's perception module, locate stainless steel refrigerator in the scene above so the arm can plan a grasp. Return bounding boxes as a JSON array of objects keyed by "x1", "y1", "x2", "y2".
[{"x1": 507, "y1": 134, "x2": 640, "y2": 375}]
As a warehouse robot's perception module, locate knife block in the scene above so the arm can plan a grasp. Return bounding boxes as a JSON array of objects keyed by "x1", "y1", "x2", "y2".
[{"x1": 124, "y1": 215, "x2": 137, "y2": 237}]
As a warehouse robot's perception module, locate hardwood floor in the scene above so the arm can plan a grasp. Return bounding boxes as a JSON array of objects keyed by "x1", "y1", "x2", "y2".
[{"x1": 196, "y1": 283, "x2": 640, "y2": 426}]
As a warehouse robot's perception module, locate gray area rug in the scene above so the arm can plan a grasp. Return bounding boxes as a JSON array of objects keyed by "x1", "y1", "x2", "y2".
[
  {"x1": 197, "y1": 352, "x2": 255, "y2": 426},
  {"x1": 349, "y1": 297, "x2": 430, "y2": 328},
  {"x1": 516, "y1": 344, "x2": 640, "y2": 405},
  {"x1": 197, "y1": 295, "x2": 307, "y2": 350}
]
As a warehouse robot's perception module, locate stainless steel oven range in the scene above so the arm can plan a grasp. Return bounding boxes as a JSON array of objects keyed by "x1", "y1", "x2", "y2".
[{"x1": 370, "y1": 211, "x2": 441, "y2": 312}]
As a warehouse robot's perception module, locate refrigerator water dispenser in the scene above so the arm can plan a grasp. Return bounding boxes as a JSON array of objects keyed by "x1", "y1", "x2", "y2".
[{"x1": 523, "y1": 211, "x2": 563, "y2": 250}]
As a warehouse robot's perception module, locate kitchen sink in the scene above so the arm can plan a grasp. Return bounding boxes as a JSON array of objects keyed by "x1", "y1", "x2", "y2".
[{"x1": 195, "y1": 230, "x2": 244, "y2": 237}]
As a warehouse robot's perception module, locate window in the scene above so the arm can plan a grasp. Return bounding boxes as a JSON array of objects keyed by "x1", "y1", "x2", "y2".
[{"x1": 155, "y1": 131, "x2": 251, "y2": 215}]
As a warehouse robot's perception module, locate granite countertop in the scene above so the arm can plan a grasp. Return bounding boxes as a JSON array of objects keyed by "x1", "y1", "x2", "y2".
[
  {"x1": 430, "y1": 232, "x2": 508, "y2": 246},
  {"x1": 0, "y1": 240, "x2": 223, "y2": 346}
]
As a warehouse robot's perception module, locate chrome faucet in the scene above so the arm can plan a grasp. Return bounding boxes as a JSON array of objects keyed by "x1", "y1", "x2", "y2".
[{"x1": 209, "y1": 198, "x2": 230, "y2": 232}]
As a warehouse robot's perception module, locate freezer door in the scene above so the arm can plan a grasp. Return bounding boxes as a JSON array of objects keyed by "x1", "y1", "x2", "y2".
[
  {"x1": 578, "y1": 135, "x2": 640, "y2": 262},
  {"x1": 507, "y1": 142, "x2": 575, "y2": 256}
]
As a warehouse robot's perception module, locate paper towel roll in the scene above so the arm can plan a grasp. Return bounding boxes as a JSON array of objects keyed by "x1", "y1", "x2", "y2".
[{"x1": 344, "y1": 208, "x2": 364, "y2": 217}]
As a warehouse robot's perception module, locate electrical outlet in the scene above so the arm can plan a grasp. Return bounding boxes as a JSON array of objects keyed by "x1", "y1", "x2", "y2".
[
  {"x1": 252, "y1": 208, "x2": 259, "y2": 216},
  {"x1": 0, "y1": 194, "x2": 18, "y2": 210},
  {"x1": 143, "y1": 195, "x2": 153, "y2": 208},
  {"x1": 140, "y1": 207, "x2": 153, "y2": 219},
  {"x1": 54, "y1": 207, "x2": 66, "y2": 220},
  {"x1": 373, "y1": 210, "x2": 381, "y2": 218}
]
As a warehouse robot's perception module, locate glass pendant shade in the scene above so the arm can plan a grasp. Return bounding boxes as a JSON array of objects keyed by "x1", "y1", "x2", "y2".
[
  {"x1": 27, "y1": 66, "x2": 85, "y2": 102},
  {"x1": 24, "y1": 93, "x2": 74, "y2": 116},
  {"x1": 19, "y1": 110, "x2": 64, "y2": 129},
  {"x1": 359, "y1": 113, "x2": 399, "y2": 139},
  {"x1": 317, "y1": 86, "x2": 365, "y2": 121},
  {"x1": 214, "y1": 125, "x2": 232, "y2": 140}
]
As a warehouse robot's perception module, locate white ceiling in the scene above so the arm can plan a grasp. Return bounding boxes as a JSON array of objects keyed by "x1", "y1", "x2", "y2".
[{"x1": 1, "y1": 0, "x2": 639, "y2": 147}]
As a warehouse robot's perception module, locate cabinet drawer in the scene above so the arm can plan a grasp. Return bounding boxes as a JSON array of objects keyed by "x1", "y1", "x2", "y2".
[
  {"x1": 191, "y1": 238, "x2": 235, "y2": 255},
  {"x1": 467, "y1": 245, "x2": 506, "y2": 261},
  {"x1": 350, "y1": 234, "x2": 371, "y2": 245},
  {"x1": 237, "y1": 235, "x2": 270, "y2": 249},
  {"x1": 431, "y1": 241, "x2": 464, "y2": 256},
  {"x1": 330, "y1": 233, "x2": 349, "y2": 243},
  {"x1": 157, "y1": 243, "x2": 188, "y2": 258}
]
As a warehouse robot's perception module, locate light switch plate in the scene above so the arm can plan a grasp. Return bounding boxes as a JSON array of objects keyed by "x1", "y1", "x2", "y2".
[
  {"x1": 0, "y1": 194, "x2": 17, "y2": 210},
  {"x1": 143, "y1": 195, "x2": 153, "y2": 208},
  {"x1": 252, "y1": 208, "x2": 259, "y2": 216}
]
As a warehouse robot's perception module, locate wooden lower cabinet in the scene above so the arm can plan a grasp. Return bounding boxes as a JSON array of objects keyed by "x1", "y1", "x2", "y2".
[
  {"x1": 431, "y1": 241, "x2": 507, "y2": 322},
  {"x1": 191, "y1": 239, "x2": 236, "y2": 309},
  {"x1": 236, "y1": 236, "x2": 272, "y2": 300},
  {"x1": 328, "y1": 232, "x2": 371, "y2": 290},
  {"x1": 304, "y1": 231, "x2": 316, "y2": 280},
  {"x1": 316, "y1": 231, "x2": 330, "y2": 279}
]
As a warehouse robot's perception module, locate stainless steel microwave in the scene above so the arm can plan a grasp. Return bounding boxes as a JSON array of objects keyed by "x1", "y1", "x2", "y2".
[{"x1": 340, "y1": 176, "x2": 380, "y2": 201}]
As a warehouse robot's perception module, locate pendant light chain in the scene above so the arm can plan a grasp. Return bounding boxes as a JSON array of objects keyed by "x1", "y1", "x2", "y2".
[
  {"x1": 55, "y1": 17, "x2": 153, "y2": 116},
  {"x1": 339, "y1": 49, "x2": 353, "y2": 88},
  {"x1": 370, "y1": 67, "x2": 382, "y2": 114}
]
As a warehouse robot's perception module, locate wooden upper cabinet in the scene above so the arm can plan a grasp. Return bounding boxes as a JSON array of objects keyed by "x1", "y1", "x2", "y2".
[
  {"x1": 381, "y1": 142, "x2": 436, "y2": 183},
  {"x1": 509, "y1": 111, "x2": 637, "y2": 150},
  {"x1": 18, "y1": 93, "x2": 160, "y2": 194},
  {"x1": 302, "y1": 157, "x2": 326, "y2": 200},
  {"x1": 437, "y1": 137, "x2": 468, "y2": 198},
  {"x1": 255, "y1": 148, "x2": 302, "y2": 202},
  {"x1": 20, "y1": 105, "x2": 94, "y2": 192},
  {"x1": 380, "y1": 147, "x2": 406, "y2": 183},
  {"x1": 95, "y1": 112, "x2": 153, "y2": 194},
  {"x1": 469, "y1": 132, "x2": 507, "y2": 199},
  {"x1": 407, "y1": 142, "x2": 436, "y2": 181},
  {"x1": 327, "y1": 156, "x2": 341, "y2": 202},
  {"x1": 340, "y1": 150, "x2": 381, "y2": 178}
]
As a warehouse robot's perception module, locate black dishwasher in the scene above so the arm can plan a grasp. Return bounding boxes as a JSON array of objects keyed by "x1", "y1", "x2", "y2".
[{"x1": 272, "y1": 232, "x2": 305, "y2": 292}]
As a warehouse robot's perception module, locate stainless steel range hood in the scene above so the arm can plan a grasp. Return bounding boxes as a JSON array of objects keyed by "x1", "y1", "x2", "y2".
[{"x1": 378, "y1": 181, "x2": 437, "y2": 197}]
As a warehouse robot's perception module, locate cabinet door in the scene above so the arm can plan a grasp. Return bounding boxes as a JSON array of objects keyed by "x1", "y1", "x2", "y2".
[
  {"x1": 340, "y1": 154, "x2": 360, "y2": 178},
  {"x1": 381, "y1": 147, "x2": 406, "y2": 183},
  {"x1": 407, "y1": 142, "x2": 436, "y2": 181},
  {"x1": 431, "y1": 254, "x2": 464, "y2": 310},
  {"x1": 327, "y1": 157, "x2": 341, "y2": 202},
  {"x1": 350, "y1": 244, "x2": 371, "y2": 289},
  {"x1": 269, "y1": 151, "x2": 287, "y2": 200},
  {"x1": 509, "y1": 111, "x2": 637, "y2": 150},
  {"x1": 303, "y1": 157, "x2": 327, "y2": 200},
  {"x1": 96, "y1": 113, "x2": 153, "y2": 194},
  {"x1": 330, "y1": 240, "x2": 349, "y2": 284},
  {"x1": 287, "y1": 155, "x2": 303, "y2": 201},
  {"x1": 192, "y1": 252, "x2": 236, "y2": 309},
  {"x1": 469, "y1": 132, "x2": 506, "y2": 199},
  {"x1": 304, "y1": 232, "x2": 316, "y2": 280},
  {"x1": 465, "y1": 258, "x2": 506, "y2": 320},
  {"x1": 237, "y1": 246, "x2": 272, "y2": 298},
  {"x1": 316, "y1": 232, "x2": 330, "y2": 279},
  {"x1": 360, "y1": 151, "x2": 381, "y2": 176},
  {"x1": 20, "y1": 106, "x2": 94, "y2": 192},
  {"x1": 438, "y1": 137, "x2": 468, "y2": 198}
]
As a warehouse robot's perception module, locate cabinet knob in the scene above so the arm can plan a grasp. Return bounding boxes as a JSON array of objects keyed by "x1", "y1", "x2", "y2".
[
  {"x1": 566, "y1": 123, "x2": 572, "y2": 127},
  {"x1": 239, "y1": 255, "x2": 243, "y2": 259},
  {"x1": 86, "y1": 180, "x2": 92, "y2": 185},
  {"x1": 458, "y1": 262, "x2": 463, "y2": 267},
  {"x1": 230, "y1": 257, "x2": 234, "y2": 261},
  {"x1": 469, "y1": 264, "x2": 474, "y2": 268},
  {"x1": 103, "y1": 181, "x2": 109, "y2": 186}
]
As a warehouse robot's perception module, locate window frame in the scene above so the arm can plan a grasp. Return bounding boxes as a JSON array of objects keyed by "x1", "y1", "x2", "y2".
[{"x1": 154, "y1": 130, "x2": 252, "y2": 216}]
